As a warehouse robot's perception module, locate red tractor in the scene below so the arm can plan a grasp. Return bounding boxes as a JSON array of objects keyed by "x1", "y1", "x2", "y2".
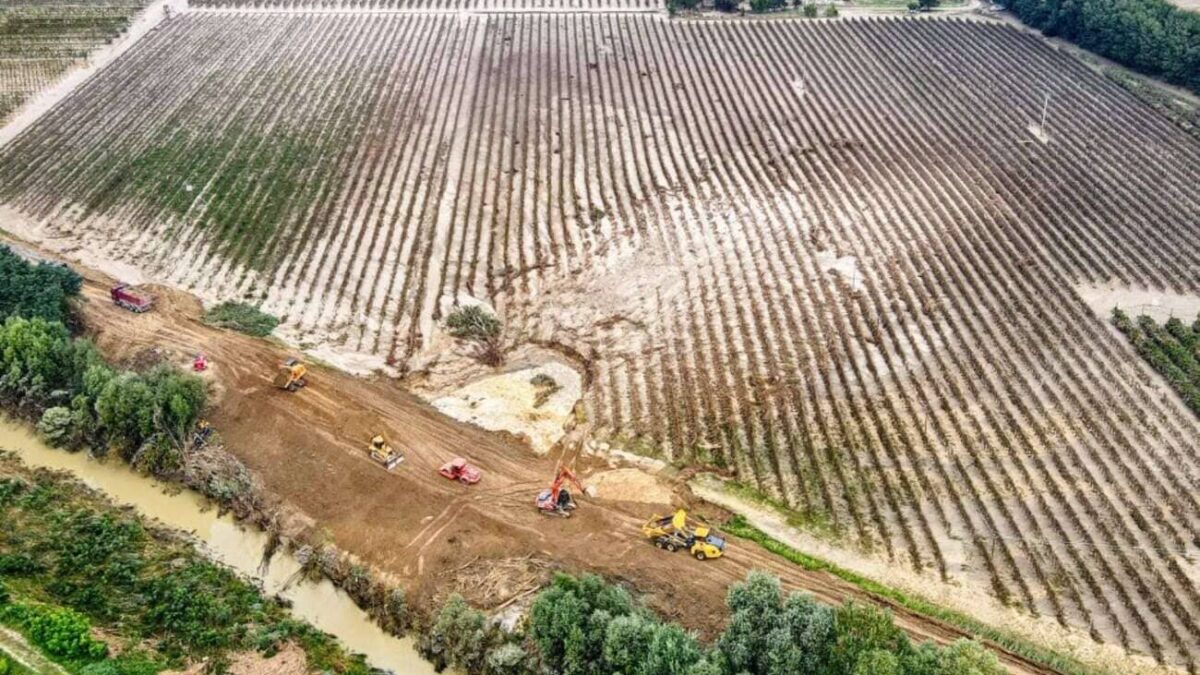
[
  {"x1": 439, "y1": 457, "x2": 482, "y2": 484},
  {"x1": 110, "y1": 284, "x2": 154, "y2": 313}
]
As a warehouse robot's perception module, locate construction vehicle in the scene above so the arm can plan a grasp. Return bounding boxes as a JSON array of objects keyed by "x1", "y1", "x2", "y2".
[
  {"x1": 536, "y1": 465, "x2": 586, "y2": 517},
  {"x1": 273, "y1": 358, "x2": 307, "y2": 391},
  {"x1": 369, "y1": 434, "x2": 404, "y2": 471},
  {"x1": 641, "y1": 509, "x2": 726, "y2": 561},
  {"x1": 110, "y1": 284, "x2": 154, "y2": 313},
  {"x1": 439, "y1": 457, "x2": 481, "y2": 484}
]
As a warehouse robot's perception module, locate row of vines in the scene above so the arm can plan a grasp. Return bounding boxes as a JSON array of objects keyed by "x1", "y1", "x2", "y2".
[
  {"x1": 1, "y1": 12, "x2": 1200, "y2": 667},
  {"x1": 0, "y1": 1, "x2": 148, "y2": 122}
]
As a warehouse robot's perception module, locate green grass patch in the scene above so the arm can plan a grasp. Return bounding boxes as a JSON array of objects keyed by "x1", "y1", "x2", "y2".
[
  {"x1": 722, "y1": 515, "x2": 1102, "y2": 675},
  {"x1": 203, "y1": 301, "x2": 279, "y2": 338}
]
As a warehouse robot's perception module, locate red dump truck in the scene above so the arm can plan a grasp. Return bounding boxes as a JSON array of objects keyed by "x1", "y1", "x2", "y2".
[{"x1": 110, "y1": 284, "x2": 154, "y2": 313}]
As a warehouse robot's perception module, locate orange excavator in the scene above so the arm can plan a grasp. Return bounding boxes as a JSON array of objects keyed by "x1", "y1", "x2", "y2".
[{"x1": 536, "y1": 465, "x2": 587, "y2": 517}]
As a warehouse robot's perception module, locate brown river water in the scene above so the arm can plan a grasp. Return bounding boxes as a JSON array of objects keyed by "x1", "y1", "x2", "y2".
[{"x1": 0, "y1": 417, "x2": 438, "y2": 675}]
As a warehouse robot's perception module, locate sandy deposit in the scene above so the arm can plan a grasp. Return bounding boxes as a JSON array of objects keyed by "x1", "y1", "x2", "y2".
[
  {"x1": 431, "y1": 361, "x2": 582, "y2": 454},
  {"x1": 1075, "y1": 281, "x2": 1200, "y2": 322},
  {"x1": 587, "y1": 467, "x2": 673, "y2": 505}
]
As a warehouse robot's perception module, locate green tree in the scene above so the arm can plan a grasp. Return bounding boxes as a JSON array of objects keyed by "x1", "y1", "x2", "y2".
[
  {"x1": 0, "y1": 246, "x2": 82, "y2": 325},
  {"x1": 830, "y1": 602, "x2": 910, "y2": 674},
  {"x1": 423, "y1": 594, "x2": 489, "y2": 673},
  {"x1": 852, "y1": 649, "x2": 901, "y2": 675},
  {"x1": 717, "y1": 570, "x2": 784, "y2": 673},
  {"x1": 642, "y1": 623, "x2": 702, "y2": 675},
  {"x1": 530, "y1": 573, "x2": 634, "y2": 675}
]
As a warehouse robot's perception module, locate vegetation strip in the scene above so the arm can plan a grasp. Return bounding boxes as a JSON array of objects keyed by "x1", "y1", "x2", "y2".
[
  {"x1": 722, "y1": 515, "x2": 1101, "y2": 675},
  {"x1": 0, "y1": 454, "x2": 375, "y2": 674}
]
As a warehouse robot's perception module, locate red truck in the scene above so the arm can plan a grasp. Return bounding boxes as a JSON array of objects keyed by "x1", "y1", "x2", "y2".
[{"x1": 110, "y1": 284, "x2": 154, "y2": 313}]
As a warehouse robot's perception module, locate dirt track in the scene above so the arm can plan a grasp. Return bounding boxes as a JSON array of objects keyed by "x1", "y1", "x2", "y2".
[{"x1": 63, "y1": 272, "x2": 1056, "y2": 675}]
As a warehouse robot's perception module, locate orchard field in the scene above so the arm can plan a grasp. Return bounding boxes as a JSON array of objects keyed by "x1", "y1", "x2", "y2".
[
  {"x1": 2, "y1": 8, "x2": 1200, "y2": 669},
  {"x1": 0, "y1": 0, "x2": 149, "y2": 122}
]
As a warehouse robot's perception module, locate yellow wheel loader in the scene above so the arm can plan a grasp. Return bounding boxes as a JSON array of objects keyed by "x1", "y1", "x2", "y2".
[{"x1": 641, "y1": 509, "x2": 726, "y2": 561}]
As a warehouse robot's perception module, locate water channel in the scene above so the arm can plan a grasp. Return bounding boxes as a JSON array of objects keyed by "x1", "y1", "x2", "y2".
[{"x1": 0, "y1": 417, "x2": 438, "y2": 675}]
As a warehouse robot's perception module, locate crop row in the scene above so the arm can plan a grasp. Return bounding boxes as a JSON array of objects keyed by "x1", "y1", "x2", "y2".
[
  {"x1": 1, "y1": 12, "x2": 1200, "y2": 667},
  {"x1": 0, "y1": 1, "x2": 148, "y2": 122},
  {"x1": 191, "y1": 0, "x2": 663, "y2": 10}
]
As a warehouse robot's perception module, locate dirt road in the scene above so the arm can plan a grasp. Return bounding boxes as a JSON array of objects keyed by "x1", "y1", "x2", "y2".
[{"x1": 60, "y1": 270, "x2": 1056, "y2": 674}]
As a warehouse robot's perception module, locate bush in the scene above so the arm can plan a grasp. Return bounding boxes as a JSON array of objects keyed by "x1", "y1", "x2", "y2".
[
  {"x1": 446, "y1": 305, "x2": 501, "y2": 341},
  {"x1": 484, "y1": 642, "x2": 529, "y2": 675},
  {"x1": 12, "y1": 605, "x2": 108, "y2": 662},
  {"x1": 824, "y1": 3, "x2": 839, "y2": 16},
  {"x1": 0, "y1": 246, "x2": 82, "y2": 325},
  {"x1": 203, "y1": 301, "x2": 279, "y2": 337},
  {"x1": 37, "y1": 406, "x2": 75, "y2": 447},
  {"x1": 802, "y1": 2, "x2": 819, "y2": 15},
  {"x1": 714, "y1": 0, "x2": 739, "y2": 11}
]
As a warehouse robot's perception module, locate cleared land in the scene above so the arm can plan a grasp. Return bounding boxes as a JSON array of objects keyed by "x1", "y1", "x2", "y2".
[
  {"x1": 0, "y1": 0, "x2": 149, "y2": 122},
  {"x1": 2, "y1": 11, "x2": 1200, "y2": 669}
]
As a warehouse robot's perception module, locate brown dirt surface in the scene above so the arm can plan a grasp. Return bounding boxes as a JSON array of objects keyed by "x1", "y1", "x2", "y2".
[{"x1": 59, "y1": 261, "x2": 1056, "y2": 675}]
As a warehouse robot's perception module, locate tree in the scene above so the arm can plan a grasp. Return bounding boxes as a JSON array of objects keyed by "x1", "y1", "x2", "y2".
[
  {"x1": 530, "y1": 573, "x2": 634, "y2": 675},
  {"x1": 642, "y1": 623, "x2": 702, "y2": 675},
  {"x1": 852, "y1": 650, "x2": 902, "y2": 675},
  {"x1": 830, "y1": 602, "x2": 910, "y2": 674},
  {"x1": 717, "y1": 570, "x2": 784, "y2": 673},
  {"x1": 423, "y1": 595, "x2": 489, "y2": 673},
  {"x1": 0, "y1": 246, "x2": 82, "y2": 325}
]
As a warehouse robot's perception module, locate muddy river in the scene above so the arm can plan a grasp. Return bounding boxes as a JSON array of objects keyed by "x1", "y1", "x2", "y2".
[{"x1": 0, "y1": 417, "x2": 437, "y2": 675}]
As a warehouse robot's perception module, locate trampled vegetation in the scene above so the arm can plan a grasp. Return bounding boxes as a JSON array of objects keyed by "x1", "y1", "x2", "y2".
[
  {"x1": 0, "y1": 456, "x2": 373, "y2": 674},
  {"x1": 0, "y1": 1, "x2": 149, "y2": 122},
  {"x1": 3, "y1": 11, "x2": 1200, "y2": 669}
]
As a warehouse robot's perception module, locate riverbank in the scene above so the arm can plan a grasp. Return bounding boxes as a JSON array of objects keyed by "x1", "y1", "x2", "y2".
[{"x1": 0, "y1": 437, "x2": 430, "y2": 673}]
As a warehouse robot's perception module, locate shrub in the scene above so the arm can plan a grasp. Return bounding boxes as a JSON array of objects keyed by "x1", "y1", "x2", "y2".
[
  {"x1": 824, "y1": 3, "x2": 839, "y2": 16},
  {"x1": 38, "y1": 406, "x2": 75, "y2": 447},
  {"x1": 141, "y1": 562, "x2": 259, "y2": 653},
  {"x1": 203, "y1": 301, "x2": 279, "y2": 337},
  {"x1": 18, "y1": 605, "x2": 108, "y2": 662},
  {"x1": 802, "y1": 2, "x2": 818, "y2": 16},
  {"x1": 0, "y1": 654, "x2": 8, "y2": 675},
  {"x1": 484, "y1": 642, "x2": 529, "y2": 675},
  {"x1": 531, "y1": 374, "x2": 562, "y2": 408},
  {"x1": 446, "y1": 305, "x2": 501, "y2": 341}
]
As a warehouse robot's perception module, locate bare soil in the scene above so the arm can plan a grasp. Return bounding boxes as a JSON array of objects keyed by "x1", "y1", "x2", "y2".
[{"x1": 32, "y1": 249, "x2": 1062, "y2": 675}]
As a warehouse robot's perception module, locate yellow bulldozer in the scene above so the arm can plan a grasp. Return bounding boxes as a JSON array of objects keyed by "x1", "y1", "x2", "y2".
[
  {"x1": 369, "y1": 434, "x2": 404, "y2": 471},
  {"x1": 641, "y1": 509, "x2": 726, "y2": 561},
  {"x1": 273, "y1": 358, "x2": 308, "y2": 392}
]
